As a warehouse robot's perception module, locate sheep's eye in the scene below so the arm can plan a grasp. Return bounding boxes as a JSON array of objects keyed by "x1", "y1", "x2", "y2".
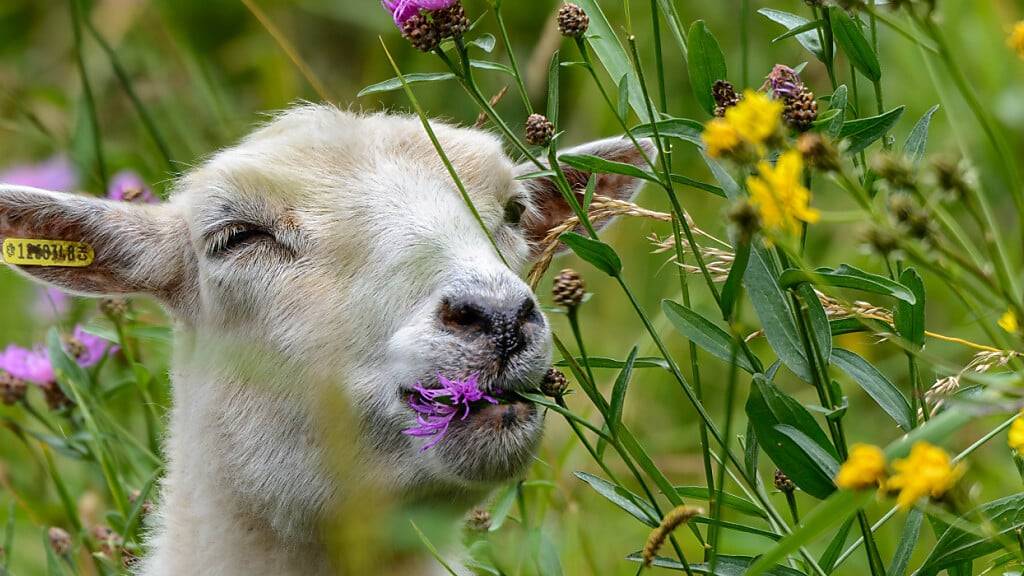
[
  {"x1": 503, "y1": 199, "x2": 526, "y2": 226},
  {"x1": 208, "y1": 224, "x2": 271, "y2": 256}
]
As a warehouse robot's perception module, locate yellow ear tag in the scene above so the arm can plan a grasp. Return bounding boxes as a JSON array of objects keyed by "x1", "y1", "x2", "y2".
[{"x1": 2, "y1": 238, "x2": 94, "y2": 267}]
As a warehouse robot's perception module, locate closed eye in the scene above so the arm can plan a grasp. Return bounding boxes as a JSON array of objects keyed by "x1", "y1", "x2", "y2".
[{"x1": 207, "y1": 223, "x2": 273, "y2": 256}]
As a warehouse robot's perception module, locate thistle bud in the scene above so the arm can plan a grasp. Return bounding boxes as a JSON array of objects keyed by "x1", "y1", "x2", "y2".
[
  {"x1": 728, "y1": 200, "x2": 761, "y2": 243},
  {"x1": 783, "y1": 86, "x2": 818, "y2": 132},
  {"x1": 43, "y1": 383, "x2": 72, "y2": 411},
  {"x1": 48, "y1": 527, "x2": 72, "y2": 556},
  {"x1": 796, "y1": 133, "x2": 840, "y2": 173},
  {"x1": 712, "y1": 80, "x2": 741, "y2": 118},
  {"x1": 864, "y1": 226, "x2": 900, "y2": 256},
  {"x1": 871, "y1": 153, "x2": 917, "y2": 191},
  {"x1": 541, "y1": 368, "x2": 569, "y2": 398},
  {"x1": 402, "y1": 13, "x2": 441, "y2": 52},
  {"x1": 557, "y1": 3, "x2": 590, "y2": 38},
  {"x1": 552, "y1": 269, "x2": 585, "y2": 309},
  {"x1": 466, "y1": 508, "x2": 492, "y2": 532},
  {"x1": 773, "y1": 470, "x2": 796, "y2": 494},
  {"x1": 434, "y1": 2, "x2": 469, "y2": 39},
  {"x1": 0, "y1": 370, "x2": 26, "y2": 406},
  {"x1": 525, "y1": 114, "x2": 555, "y2": 147},
  {"x1": 930, "y1": 155, "x2": 973, "y2": 199},
  {"x1": 99, "y1": 298, "x2": 128, "y2": 318}
]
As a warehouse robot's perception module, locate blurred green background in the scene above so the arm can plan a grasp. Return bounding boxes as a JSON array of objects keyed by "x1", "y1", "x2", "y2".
[{"x1": 2, "y1": 0, "x2": 1024, "y2": 574}]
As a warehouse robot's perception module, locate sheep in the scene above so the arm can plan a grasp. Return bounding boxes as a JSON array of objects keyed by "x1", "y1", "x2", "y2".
[{"x1": 0, "y1": 104, "x2": 651, "y2": 575}]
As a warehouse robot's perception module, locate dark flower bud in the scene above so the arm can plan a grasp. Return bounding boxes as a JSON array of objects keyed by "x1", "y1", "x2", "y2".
[
  {"x1": 784, "y1": 86, "x2": 818, "y2": 132},
  {"x1": 0, "y1": 370, "x2": 26, "y2": 406},
  {"x1": 466, "y1": 508, "x2": 492, "y2": 531},
  {"x1": 48, "y1": 527, "x2": 72, "y2": 556},
  {"x1": 712, "y1": 80, "x2": 741, "y2": 118},
  {"x1": 541, "y1": 368, "x2": 569, "y2": 398},
  {"x1": 728, "y1": 200, "x2": 762, "y2": 243},
  {"x1": 525, "y1": 114, "x2": 555, "y2": 147},
  {"x1": 43, "y1": 383, "x2": 72, "y2": 411},
  {"x1": 871, "y1": 153, "x2": 917, "y2": 191},
  {"x1": 796, "y1": 133, "x2": 841, "y2": 173},
  {"x1": 930, "y1": 155, "x2": 973, "y2": 199},
  {"x1": 557, "y1": 3, "x2": 590, "y2": 38},
  {"x1": 434, "y1": 2, "x2": 469, "y2": 39},
  {"x1": 402, "y1": 13, "x2": 441, "y2": 52},
  {"x1": 774, "y1": 469, "x2": 796, "y2": 493},
  {"x1": 864, "y1": 225, "x2": 900, "y2": 256},
  {"x1": 552, "y1": 269, "x2": 585, "y2": 309},
  {"x1": 99, "y1": 298, "x2": 128, "y2": 318}
]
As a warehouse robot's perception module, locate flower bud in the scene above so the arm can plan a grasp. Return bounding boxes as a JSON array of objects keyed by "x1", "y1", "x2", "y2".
[
  {"x1": 773, "y1": 469, "x2": 796, "y2": 494},
  {"x1": 0, "y1": 370, "x2": 26, "y2": 406},
  {"x1": 557, "y1": 3, "x2": 590, "y2": 38},
  {"x1": 48, "y1": 527, "x2": 72, "y2": 556},
  {"x1": 796, "y1": 133, "x2": 840, "y2": 173},
  {"x1": 525, "y1": 114, "x2": 555, "y2": 147},
  {"x1": 466, "y1": 508, "x2": 492, "y2": 531},
  {"x1": 552, "y1": 269, "x2": 585, "y2": 309},
  {"x1": 402, "y1": 13, "x2": 441, "y2": 52},
  {"x1": 541, "y1": 368, "x2": 569, "y2": 398}
]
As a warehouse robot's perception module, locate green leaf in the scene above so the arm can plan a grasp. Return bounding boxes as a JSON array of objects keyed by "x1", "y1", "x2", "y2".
[
  {"x1": 575, "y1": 0, "x2": 649, "y2": 122},
  {"x1": 918, "y1": 493, "x2": 1024, "y2": 575},
  {"x1": 888, "y1": 508, "x2": 924, "y2": 576},
  {"x1": 662, "y1": 300, "x2": 757, "y2": 374},
  {"x1": 615, "y1": 425, "x2": 685, "y2": 509},
  {"x1": 559, "y1": 153, "x2": 659, "y2": 183},
  {"x1": 583, "y1": 173, "x2": 597, "y2": 211},
  {"x1": 827, "y1": 85, "x2": 848, "y2": 138},
  {"x1": 488, "y1": 483, "x2": 518, "y2": 532},
  {"x1": 532, "y1": 531, "x2": 563, "y2": 576},
  {"x1": 470, "y1": 59, "x2": 514, "y2": 75},
  {"x1": 467, "y1": 33, "x2": 496, "y2": 53},
  {"x1": 627, "y1": 553, "x2": 807, "y2": 575},
  {"x1": 744, "y1": 420, "x2": 760, "y2": 482},
  {"x1": 780, "y1": 264, "x2": 916, "y2": 304},
  {"x1": 356, "y1": 72, "x2": 456, "y2": 97},
  {"x1": 631, "y1": 118, "x2": 704, "y2": 147},
  {"x1": 771, "y1": 19, "x2": 824, "y2": 45},
  {"x1": 616, "y1": 73, "x2": 630, "y2": 122},
  {"x1": 669, "y1": 174, "x2": 726, "y2": 197},
  {"x1": 829, "y1": 8, "x2": 881, "y2": 81},
  {"x1": 673, "y1": 486, "x2": 767, "y2": 519},
  {"x1": 559, "y1": 232, "x2": 622, "y2": 276},
  {"x1": 838, "y1": 106, "x2": 906, "y2": 154},
  {"x1": 758, "y1": 9, "x2": 824, "y2": 61},
  {"x1": 745, "y1": 248, "x2": 813, "y2": 382},
  {"x1": 818, "y1": 517, "x2": 855, "y2": 573},
  {"x1": 832, "y1": 348, "x2": 914, "y2": 431},
  {"x1": 904, "y1": 105, "x2": 940, "y2": 165},
  {"x1": 721, "y1": 240, "x2": 751, "y2": 320},
  {"x1": 745, "y1": 376, "x2": 838, "y2": 499},
  {"x1": 554, "y1": 356, "x2": 669, "y2": 370},
  {"x1": 774, "y1": 424, "x2": 840, "y2": 478},
  {"x1": 547, "y1": 50, "x2": 560, "y2": 126},
  {"x1": 894, "y1": 267, "x2": 926, "y2": 348},
  {"x1": 42, "y1": 528, "x2": 63, "y2": 576},
  {"x1": 574, "y1": 472, "x2": 658, "y2": 527},
  {"x1": 608, "y1": 347, "x2": 638, "y2": 428},
  {"x1": 686, "y1": 20, "x2": 728, "y2": 116},
  {"x1": 796, "y1": 282, "x2": 832, "y2": 364}
]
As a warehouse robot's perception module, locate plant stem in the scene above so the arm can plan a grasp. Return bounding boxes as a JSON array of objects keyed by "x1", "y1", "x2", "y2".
[
  {"x1": 492, "y1": 5, "x2": 533, "y2": 114},
  {"x1": 69, "y1": 0, "x2": 108, "y2": 191}
]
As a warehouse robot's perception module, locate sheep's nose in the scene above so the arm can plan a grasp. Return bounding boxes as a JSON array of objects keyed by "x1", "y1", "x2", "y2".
[{"x1": 439, "y1": 292, "x2": 542, "y2": 359}]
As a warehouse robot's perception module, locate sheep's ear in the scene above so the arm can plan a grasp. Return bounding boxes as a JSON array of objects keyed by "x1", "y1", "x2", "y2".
[
  {"x1": 0, "y1": 185, "x2": 195, "y2": 307},
  {"x1": 517, "y1": 137, "x2": 655, "y2": 258}
]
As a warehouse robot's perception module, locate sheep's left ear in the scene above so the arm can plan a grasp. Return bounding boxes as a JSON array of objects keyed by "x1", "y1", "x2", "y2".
[{"x1": 516, "y1": 137, "x2": 656, "y2": 258}]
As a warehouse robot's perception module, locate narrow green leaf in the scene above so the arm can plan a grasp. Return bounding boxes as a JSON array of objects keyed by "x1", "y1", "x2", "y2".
[
  {"x1": 745, "y1": 248, "x2": 813, "y2": 382},
  {"x1": 796, "y1": 282, "x2": 832, "y2": 364},
  {"x1": 827, "y1": 85, "x2": 849, "y2": 138},
  {"x1": 818, "y1": 517, "x2": 855, "y2": 573},
  {"x1": 744, "y1": 420, "x2": 760, "y2": 483},
  {"x1": 547, "y1": 50, "x2": 560, "y2": 126},
  {"x1": 721, "y1": 240, "x2": 751, "y2": 320},
  {"x1": 488, "y1": 483, "x2": 518, "y2": 532},
  {"x1": 631, "y1": 118, "x2": 704, "y2": 147},
  {"x1": 582, "y1": 173, "x2": 597, "y2": 211},
  {"x1": 830, "y1": 8, "x2": 881, "y2": 81},
  {"x1": 832, "y1": 348, "x2": 914, "y2": 431},
  {"x1": 745, "y1": 376, "x2": 838, "y2": 499},
  {"x1": 42, "y1": 528, "x2": 63, "y2": 576},
  {"x1": 662, "y1": 300, "x2": 756, "y2": 373},
  {"x1": 918, "y1": 493, "x2": 1024, "y2": 575},
  {"x1": 559, "y1": 232, "x2": 622, "y2": 276},
  {"x1": 467, "y1": 33, "x2": 496, "y2": 53},
  {"x1": 775, "y1": 424, "x2": 840, "y2": 478},
  {"x1": 608, "y1": 347, "x2": 638, "y2": 428},
  {"x1": 668, "y1": 174, "x2": 726, "y2": 197},
  {"x1": 627, "y1": 553, "x2": 807, "y2": 575},
  {"x1": 616, "y1": 73, "x2": 630, "y2": 122},
  {"x1": 771, "y1": 19, "x2": 824, "y2": 45},
  {"x1": 574, "y1": 472, "x2": 658, "y2": 527},
  {"x1": 904, "y1": 105, "x2": 940, "y2": 165},
  {"x1": 888, "y1": 508, "x2": 924, "y2": 576},
  {"x1": 758, "y1": 8, "x2": 824, "y2": 61},
  {"x1": 532, "y1": 531, "x2": 563, "y2": 576},
  {"x1": 780, "y1": 264, "x2": 916, "y2": 304},
  {"x1": 838, "y1": 106, "x2": 906, "y2": 154},
  {"x1": 673, "y1": 486, "x2": 767, "y2": 519},
  {"x1": 470, "y1": 59, "x2": 514, "y2": 75},
  {"x1": 615, "y1": 425, "x2": 684, "y2": 508},
  {"x1": 686, "y1": 20, "x2": 728, "y2": 116},
  {"x1": 575, "y1": 0, "x2": 650, "y2": 122},
  {"x1": 356, "y1": 72, "x2": 456, "y2": 97},
  {"x1": 554, "y1": 356, "x2": 668, "y2": 370},
  {"x1": 559, "y1": 153, "x2": 659, "y2": 182},
  {"x1": 894, "y1": 268, "x2": 926, "y2": 348}
]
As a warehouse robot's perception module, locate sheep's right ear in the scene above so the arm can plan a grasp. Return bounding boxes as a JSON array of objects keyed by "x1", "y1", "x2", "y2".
[{"x1": 0, "y1": 185, "x2": 195, "y2": 307}]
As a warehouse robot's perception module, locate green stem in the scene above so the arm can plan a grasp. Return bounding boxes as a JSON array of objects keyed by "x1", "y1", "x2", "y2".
[
  {"x1": 492, "y1": 6, "x2": 533, "y2": 114},
  {"x1": 69, "y1": 0, "x2": 108, "y2": 191}
]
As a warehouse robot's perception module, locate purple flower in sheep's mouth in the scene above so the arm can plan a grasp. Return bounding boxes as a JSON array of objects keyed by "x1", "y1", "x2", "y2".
[{"x1": 403, "y1": 373, "x2": 502, "y2": 450}]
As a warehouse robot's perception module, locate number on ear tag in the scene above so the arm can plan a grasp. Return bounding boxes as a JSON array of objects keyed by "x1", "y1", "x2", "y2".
[{"x1": 2, "y1": 238, "x2": 94, "y2": 267}]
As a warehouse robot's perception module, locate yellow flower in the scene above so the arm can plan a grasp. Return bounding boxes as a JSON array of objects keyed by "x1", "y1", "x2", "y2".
[
  {"x1": 835, "y1": 444, "x2": 887, "y2": 490},
  {"x1": 702, "y1": 118, "x2": 741, "y2": 159},
  {"x1": 746, "y1": 150, "x2": 821, "y2": 236},
  {"x1": 999, "y1": 310, "x2": 1019, "y2": 334},
  {"x1": 886, "y1": 442, "x2": 964, "y2": 509},
  {"x1": 724, "y1": 90, "x2": 784, "y2": 147},
  {"x1": 1009, "y1": 21, "x2": 1024, "y2": 59},
  {"x1": 1009, "y1": 412, "x2": 1024, "y2": 456}
]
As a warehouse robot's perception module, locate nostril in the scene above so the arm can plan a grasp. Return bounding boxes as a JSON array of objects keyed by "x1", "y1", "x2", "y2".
[
  {"x1": 440, "y1": 298, "x2": 488, "y2": 332},
  {"x1": 517, "y1": 297, "x2": 540, "y2": 324}
]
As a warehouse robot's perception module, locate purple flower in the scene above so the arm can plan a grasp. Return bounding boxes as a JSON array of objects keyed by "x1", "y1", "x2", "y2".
[
  {"x1": 382, "y1": 0, "x2": 457, "y2": 25},
  {"x1": 67, "y1": 325, "x2": 118, "y2": 368},
  {"x1": 33, "y1": 287, "x2": 72, "y2": 320},
  {"x1": 107, "y1": 170, "x2": 158, "y2": 204},
  {"x1": 0, "y1": 345, "x2": 55, "y2": 385},
  {"x1": 403, "y1": 373, "x2": 497, "y2": 450},
  {"x1": 764, "y1": 64, "x2": 803, "y2": 99},
  {"x1": 0, "y1": 156, "x2": 78, "y2": 191}
]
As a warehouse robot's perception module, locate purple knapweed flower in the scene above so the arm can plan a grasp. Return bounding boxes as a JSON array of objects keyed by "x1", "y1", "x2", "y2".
[
  {"x1": 0, "y1": 344, "x2": 55, "y2": 385},
  {"x1": 382, "y1": 0, "x2": 457, "y2": 26},
  {"x1": 403, "y1": 373, "x2": 497, "y2": 450},
  {"x1": 67, "y1": 325, "x2": 118, "y2": 368},
  {"x1": 33, "y1": 287, "x2": 72, "y2": 320},
  {"x1": 107, "y1": 170, "x2": 158, "y2": 204},
  {"x1": 0, "y1": 156, "x2": 78, "y2": 191},
  {"x1": 764, "y1": 64, "x2": 803, "y2": 99}
]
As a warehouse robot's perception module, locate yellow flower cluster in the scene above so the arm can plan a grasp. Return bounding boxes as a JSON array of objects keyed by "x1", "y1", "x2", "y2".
[
  {"x1": 835, "y1": 444, "x2": 886, "y2": 490},
  {"x1": 834, "y1": 441, "x2": 964, "y2": 510},
  {"x1": 747, "y1": 151, "x2": 821, "y2": 236},
  {"x1": 1009, "y1": 412, "x2": 1024, "y2": 456},
  {"x1": 702, "y1": 90, "x2": 783, "y2": 159},
  {"x1": 1010, "y1": 21, "x2": 1024, "y2": 59},
  {"x1": 999, "y1": 310, "x2": 1019, "y2": 334}
]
